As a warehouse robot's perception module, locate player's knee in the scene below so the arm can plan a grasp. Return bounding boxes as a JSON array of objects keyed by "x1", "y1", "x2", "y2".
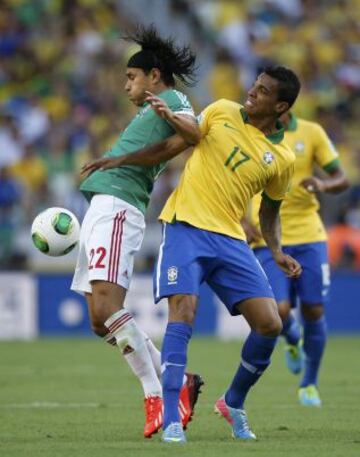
[
  {"x1": 91, "y1": 283, "x2": 125, "y2": 325},
  {"x1": 301, "y1": 303, "x2": 324, "y2": 321},
  {"x1": 256, "y1": 315, "x2": 283, "y2": 337}
]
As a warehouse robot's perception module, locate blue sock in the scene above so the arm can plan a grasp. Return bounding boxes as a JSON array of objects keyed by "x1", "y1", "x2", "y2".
[
  {"x1": 161, "y1": 322, "x2": 192, "y2": 428},
  {"x1": 225, "y1": 330, "x2": 277, "y2": 409},
  {"x1": 300, "y1": 317, "x2": 327, "y2": 387},
  {"x1": 281, "y1": 314, "x2": 301, "y2": 346}
]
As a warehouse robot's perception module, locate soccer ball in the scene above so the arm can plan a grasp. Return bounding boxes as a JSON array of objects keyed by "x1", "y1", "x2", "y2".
[{"x1": 31, "y1": 207, "x2": 80, "y2": 257}]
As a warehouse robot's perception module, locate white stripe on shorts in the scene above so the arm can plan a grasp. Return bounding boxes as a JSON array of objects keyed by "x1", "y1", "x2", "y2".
[
  {"x1": 108, "y1": 211, "x2": 126, "y2": 283},
  {"x1": 155, "y1": 223, "x2": 167, "y2": 300}
]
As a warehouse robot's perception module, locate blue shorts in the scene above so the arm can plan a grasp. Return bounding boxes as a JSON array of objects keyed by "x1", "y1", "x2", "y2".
[
  {"x1": 253, "y1": 242, "x2": 330, "y2": 307},
  {"x1": 153, "y1": 222, "x2": 274, "y2": 315}
]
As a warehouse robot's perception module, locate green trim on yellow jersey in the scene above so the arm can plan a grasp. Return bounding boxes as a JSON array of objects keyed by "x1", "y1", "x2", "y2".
[
  {"x1": 323, "y1": 158, "x2": 340, "y2": 173},
  {"x1": 240, "y1": 108, "x2": 285, "y2": 144},
  {"x1": 287, "y1": 113, "x2": 298, "y2": 132},
  {"x1": 261, "y1": 191, "x2": 282, "y2": 208}
]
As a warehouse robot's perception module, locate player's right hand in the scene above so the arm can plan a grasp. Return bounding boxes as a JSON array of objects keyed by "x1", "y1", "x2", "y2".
[
  {"x1": 145, "y1": 91, "x2": 173, "y2": 120},
  {"x1": 81, "y1": 157, "x2": 124, "y2": 175},
  {"x1": 273, "y1": 251, "x2": 302, "y2": 278}
]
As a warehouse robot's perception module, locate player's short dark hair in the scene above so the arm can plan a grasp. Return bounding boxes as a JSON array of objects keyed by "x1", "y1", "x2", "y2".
[
  {"x1": 125, "y1": 24, "x2": 197, "y2": 87},
  {"x1": 263, "y1": 66, "x2": 301, "y2": 108}
]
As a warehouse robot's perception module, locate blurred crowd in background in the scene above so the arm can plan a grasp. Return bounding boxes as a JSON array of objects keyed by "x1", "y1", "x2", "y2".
[{"x1": 1, "y1": 0, "x2": 360, "y2": 271}]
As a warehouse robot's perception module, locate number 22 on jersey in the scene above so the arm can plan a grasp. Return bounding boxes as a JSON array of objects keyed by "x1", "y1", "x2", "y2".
[{"x1": 89, "y1": 247, "x2": 106, "y2": 269}]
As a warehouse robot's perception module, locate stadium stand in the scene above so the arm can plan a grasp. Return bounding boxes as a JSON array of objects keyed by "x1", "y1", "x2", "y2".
[{"x1": 0, "y1": 0, "x2": 359, "y2": 270}]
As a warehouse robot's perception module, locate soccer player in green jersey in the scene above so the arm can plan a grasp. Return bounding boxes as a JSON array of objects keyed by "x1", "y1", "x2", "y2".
[{"x1": 71, "y1": 25, "x2": 202, "y2": 438}]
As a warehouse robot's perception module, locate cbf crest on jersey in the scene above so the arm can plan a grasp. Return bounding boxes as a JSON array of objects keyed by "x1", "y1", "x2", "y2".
[
  {"x1": 263, "y1": 151, "x2": 274, "y2": 165},
  {"x1": 167, "y1": 266, "x2": 178, "y2": 283},
  {"x1": 295, "y1": 141, "x2": 305, "y2": 154}
]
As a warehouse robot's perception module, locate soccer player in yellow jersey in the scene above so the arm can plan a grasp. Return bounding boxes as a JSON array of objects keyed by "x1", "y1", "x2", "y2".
[
  {"x1": 249, "y1": 112, "x2": 349, "y2": 407},
  {"x1": 84, "y1": 66, "x2": 302, "y2": 443}
]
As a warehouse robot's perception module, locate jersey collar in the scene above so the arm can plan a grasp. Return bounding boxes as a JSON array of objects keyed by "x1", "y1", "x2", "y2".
[
  {"x1": 240, "y1": 108, "x2": 285, "y2": 144},
  {"x1": 286, "y1": 113, "x2": 298, "y2": 132},
  {"x1": 141, "y1": 88, "x2": 172, "y2": 109}
]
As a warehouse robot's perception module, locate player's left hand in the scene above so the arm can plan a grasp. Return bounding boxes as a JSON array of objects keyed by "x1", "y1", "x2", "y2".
[
  {"x1": 273, "y1": 251, "x2": 302, "y2": 278},
  {"x1": 145, "y1": 91, "x2": 173, "y2": 120},
  {"x1": 300, "y1": 176, "x2": 326, "y2": 193}
]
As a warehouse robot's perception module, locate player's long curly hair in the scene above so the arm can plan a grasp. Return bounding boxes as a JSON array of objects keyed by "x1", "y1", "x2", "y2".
[{"x1": 124, "y1": 24, "x2": 197, "y2": 87}]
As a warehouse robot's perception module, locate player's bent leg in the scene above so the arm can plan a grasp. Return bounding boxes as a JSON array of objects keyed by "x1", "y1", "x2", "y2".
[
  {"x1": 90, "y1": 280, "x2": 163, "y2": 437},
  {"x1": 240, "y1": 296, "x2": 282, "y2": 336},
  {"x1": 161, "y1": 294, "x2": 197, "y2": 444},
  {"x1": 298, "y1": 303, "x2": 326, "y2": 407},
  {"x1": 216, "y1": 297, "x2": 280, "y2": 440},
  {"x1": 278, "y1": 300, "x2": 304, "y2": 375},
  {"x1": 85, "y1": 292, "x2": 117, "y2": 345}
]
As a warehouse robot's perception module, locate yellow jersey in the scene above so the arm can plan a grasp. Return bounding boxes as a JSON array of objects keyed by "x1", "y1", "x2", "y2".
[
  {"x1": 250, "y1": 115, "x2": 340, "y2": 246},
  {"x1": 159, "y1": 99, "x2": 295, "y2": 241}
]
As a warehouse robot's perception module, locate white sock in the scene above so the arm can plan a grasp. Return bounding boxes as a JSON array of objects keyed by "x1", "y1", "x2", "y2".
[
  {"x1": 105, "y1": 309, "x2": 162, "y2": 398},
  {"x1": 142, "y1": 331, "x2": 162, "y2": 379}
]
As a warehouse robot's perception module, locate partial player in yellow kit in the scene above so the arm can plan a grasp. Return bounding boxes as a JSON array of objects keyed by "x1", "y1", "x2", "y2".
[{"x1": 249, "y1": 113, "x2": 349, "y2": 406}]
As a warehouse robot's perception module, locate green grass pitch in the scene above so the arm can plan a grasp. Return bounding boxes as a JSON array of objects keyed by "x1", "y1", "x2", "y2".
[{"x1": 1, "y1": 337, "x2": 359, "y2": 457}]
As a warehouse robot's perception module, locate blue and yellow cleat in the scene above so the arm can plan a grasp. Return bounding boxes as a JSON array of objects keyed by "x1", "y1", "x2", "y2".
[
  {"x1": 162, "y1": 422, "x2": 187, "y2": 443},
  {"x1": 215, "y1": 397, "x2": 256, "y2": 440},
  {"x1": 298, "y1": 385, "x2": 322, "y2": 407},
  {"x1": 285, "y1": 341, "x2": 304, "y2": 375},
  {"x1": 229, "y1": 407, "x2": 257, "y2": 440}
]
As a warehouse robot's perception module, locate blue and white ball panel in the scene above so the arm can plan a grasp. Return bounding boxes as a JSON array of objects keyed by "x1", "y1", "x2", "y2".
[
  {"x1": 154, "y1": 222, "x2": 274, "y2": 315},
  {"x1": 254, "y1": 241, "x2": 330, "y2": 306}
]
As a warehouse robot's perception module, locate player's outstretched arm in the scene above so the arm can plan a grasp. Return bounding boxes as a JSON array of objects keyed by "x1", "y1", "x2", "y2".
[
  {"x1": 81, "y1": 134, "x2": 189, "y2": 174},
  {"x1": 145, "y1": 91, "x2": 201, "y2": 145},
  {"x1": 259, "y1": 195, "x2": 302, "y2": 278}
]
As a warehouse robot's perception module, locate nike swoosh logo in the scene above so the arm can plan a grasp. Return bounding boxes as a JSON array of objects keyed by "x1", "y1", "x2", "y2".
[{"x1": 224, "y1": 122, "x2": 241, "y2": 132}]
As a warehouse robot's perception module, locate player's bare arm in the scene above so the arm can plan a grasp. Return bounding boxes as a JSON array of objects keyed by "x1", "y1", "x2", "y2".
[
  {"x1": 145, "y1": 91, "x2": 201, "y2": 145},
  {"x1": 81, "y1": 134, "x2": 188, "y2": 174},
  {"x1": 240, "y1": 217, "x2": 262, "y2": 244},
  {"x1": 259, "y1": 196, "x2": 302, "y2": 278},
  {"x1": 300, "y1": 167, "x2": 349, "y2": 194}
]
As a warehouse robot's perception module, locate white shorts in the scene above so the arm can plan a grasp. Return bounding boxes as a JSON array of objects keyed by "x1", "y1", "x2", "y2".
[{"x1": 71, "y1": 195, "x2": 145, "y2": 295}]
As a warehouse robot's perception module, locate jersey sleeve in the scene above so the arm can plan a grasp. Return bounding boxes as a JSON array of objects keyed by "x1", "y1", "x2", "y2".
[
  {"x1": 313, "y1": 124, "x2": 340, "y2": 171},
  {"x1": 165, "y1": 90, "x2": 195, "y2": 117},
  {"x1": 263, "y1": 163, "x2": 295, "y2": 204},
  {"x1": 196, "y1": 101, "x2": 220, "y2": 136}
]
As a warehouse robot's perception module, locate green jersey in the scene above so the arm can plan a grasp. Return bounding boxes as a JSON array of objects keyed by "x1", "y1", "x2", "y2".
[{"x1": 80, "y1": 89, "x2": 194, "y2": 214}]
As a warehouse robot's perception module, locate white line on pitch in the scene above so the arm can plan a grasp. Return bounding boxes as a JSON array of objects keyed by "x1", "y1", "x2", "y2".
[{"x1": 1, "y1": 402, "x2": 100, "y2": 409}]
